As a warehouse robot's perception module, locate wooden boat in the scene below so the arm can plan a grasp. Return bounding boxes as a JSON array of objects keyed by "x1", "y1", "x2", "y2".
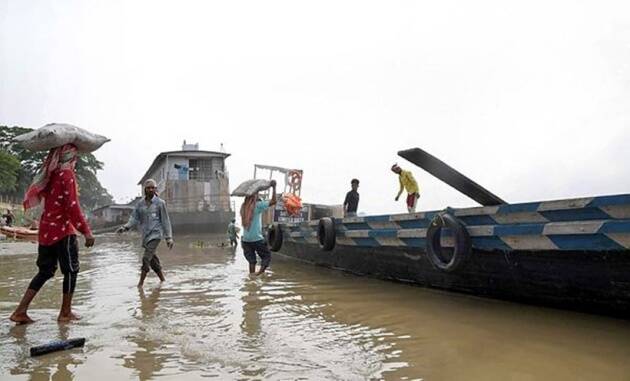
[
  {"x1": 0, "y1": 226, "x2": 39, "y2": 241},
  {"x1": 268, "y1": 148, "x2": 630, "y2": 318}
]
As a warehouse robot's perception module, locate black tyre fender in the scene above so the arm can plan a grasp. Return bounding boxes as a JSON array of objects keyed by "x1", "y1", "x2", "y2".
[
  {"x1": 267, "y1": 223, "x2": 283, "y2": 252},
  {"x1": 318, "y1": 217, "x2": 336, "y2": 251},
  {"x1": 425, "y1": 212, "x2": 471, "y2": 272}
]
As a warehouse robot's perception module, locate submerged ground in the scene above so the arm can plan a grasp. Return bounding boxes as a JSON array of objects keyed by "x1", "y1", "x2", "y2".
[{"x1": 1, "y1": 234, "x2": 629, "y2": 380}]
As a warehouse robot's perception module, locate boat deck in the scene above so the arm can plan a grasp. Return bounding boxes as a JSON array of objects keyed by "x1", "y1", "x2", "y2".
[{"x1": 281, "y1": 194, "x2": 630, "y2": 252}]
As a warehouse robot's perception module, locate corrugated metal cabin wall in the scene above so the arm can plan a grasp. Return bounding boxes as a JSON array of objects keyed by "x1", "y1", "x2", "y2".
[
  {"x1": 167, "y1": 179, "x2": 205, "y2": 212},
  {"x1": 215, "y1": 156, "x2": 230, "y2": 211},
  {"x1": 208, "y1": 176, "x2": 231, "y2": 211},
  {"x1": 161, "y1": 157, "x2": 189, "y2": 208}
]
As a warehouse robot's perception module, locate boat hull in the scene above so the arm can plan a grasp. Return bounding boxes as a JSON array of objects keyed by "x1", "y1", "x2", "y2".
[
  {"x1": 277, "y1": 241, "x2": 630, "y2": 317},
  {"x1": 275, "y1": 194, "x2": 630, "y2": 318},
  {"x1": 0, "y1": 226, "x2": 38, "y2": 241}
]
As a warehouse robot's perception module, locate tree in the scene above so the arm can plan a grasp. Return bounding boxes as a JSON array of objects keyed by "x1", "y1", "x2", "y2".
[
  {"x1": 0, "y1": 125, "x2": 113, "y2": 210},
  {"x1": 0, "y1": 149, "x2": 20, "y2": 193},
  {"x1": 75, "y1": 154, "x2": 114, "y2": 210}
]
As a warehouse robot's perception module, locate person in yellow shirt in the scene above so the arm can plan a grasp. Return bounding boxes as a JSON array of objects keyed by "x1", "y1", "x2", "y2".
[{"x1": 392, "y1": 164, "x2": 420, "y2": 212}]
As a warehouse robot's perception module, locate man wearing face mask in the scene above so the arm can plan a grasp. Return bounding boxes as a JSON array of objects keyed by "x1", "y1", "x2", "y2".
[{"x1": 117, "y1": 179, "x2": 173, "y2": 288}]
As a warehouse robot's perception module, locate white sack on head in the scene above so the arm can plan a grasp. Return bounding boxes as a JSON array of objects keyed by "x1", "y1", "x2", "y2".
[
  {"x1": 231, "y1": 179, "x2": 272, "y2": 197},
  {"x1": 14, "y1": 123, "x2": 110, "y2": 153}
]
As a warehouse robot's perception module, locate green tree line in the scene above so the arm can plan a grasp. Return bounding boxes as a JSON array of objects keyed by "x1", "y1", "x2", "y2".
[{"x1": 0, "y1": 125, "x2": 113, "y2": 211}]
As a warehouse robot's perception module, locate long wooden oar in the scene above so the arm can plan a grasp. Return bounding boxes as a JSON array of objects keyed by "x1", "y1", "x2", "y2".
[{"x1": 398, "y1": 147, "x2": 506, "y2": 206}]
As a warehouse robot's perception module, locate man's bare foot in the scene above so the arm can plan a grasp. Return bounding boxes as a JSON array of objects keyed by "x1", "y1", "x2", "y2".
[
  {"x1": 10, "y1": 312, "x2": 34, "y2": 325},
  {"x1": 57, "y1": 312, "x2": 81, "y2": 322},
  {"x1": 255, "y1": 270, "x2": 265, "y2": 276}
]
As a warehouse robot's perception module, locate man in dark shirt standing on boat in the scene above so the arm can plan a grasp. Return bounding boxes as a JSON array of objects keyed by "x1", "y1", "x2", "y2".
[{"x1": 343, "y1": 179, "x2": 360, "y2": 217}]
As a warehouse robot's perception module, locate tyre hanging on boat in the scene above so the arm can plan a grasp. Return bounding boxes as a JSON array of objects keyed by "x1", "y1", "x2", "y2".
[
  {"x1": 318, "y1": 217, "x2": 336, "y2": 251},
  {"x1": 425, "y1": 212, "x2": 471, "y2": 272},
  {"x1": 268, "y1": 223, "x2": 283, "y2": 252}
]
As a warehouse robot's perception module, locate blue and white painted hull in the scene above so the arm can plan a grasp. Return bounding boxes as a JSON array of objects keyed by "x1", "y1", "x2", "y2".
[{"x1": 275, "y1": 194, "x2": 630, "y2": 317}]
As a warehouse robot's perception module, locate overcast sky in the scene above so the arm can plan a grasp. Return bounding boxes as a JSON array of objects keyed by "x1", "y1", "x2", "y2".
[{"x1": 1, "y1": 0, "x2": 629, "y2": 215}]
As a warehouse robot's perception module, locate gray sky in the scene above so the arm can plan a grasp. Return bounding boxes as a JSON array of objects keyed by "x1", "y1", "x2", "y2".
[{"x1": 1, "y1": 0, "x2": 629, "y2": 215}]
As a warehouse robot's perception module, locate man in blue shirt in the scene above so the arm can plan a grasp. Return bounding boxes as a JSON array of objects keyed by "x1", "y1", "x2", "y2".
[
  {"x1": 240, "y1": 180, "x2": 277, "y2": 275},
  {"x1": 117, "y1": 179, "x2": 174, "y2": 287}
]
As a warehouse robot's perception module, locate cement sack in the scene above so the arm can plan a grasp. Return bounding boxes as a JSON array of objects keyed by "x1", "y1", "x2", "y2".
[
  {"x1": 231, "y1": 179, "x2": 272, "y2": 197},
  {"x1": 14, "y1": 123, "x2": 110, "y2": 153}
]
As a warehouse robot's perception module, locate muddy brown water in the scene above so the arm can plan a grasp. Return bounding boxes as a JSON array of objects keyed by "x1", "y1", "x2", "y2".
[{"x1": 1, "y1": 234, "x2": 630, "y2": 380}]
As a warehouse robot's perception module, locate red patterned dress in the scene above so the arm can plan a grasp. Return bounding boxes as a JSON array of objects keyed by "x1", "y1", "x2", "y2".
[{"x1": 38, "y1": 168, "x2": 92, "y2": 246}]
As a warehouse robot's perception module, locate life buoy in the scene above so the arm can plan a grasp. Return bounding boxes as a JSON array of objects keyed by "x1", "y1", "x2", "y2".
[
  {"x1": 425, "y1": 213, "x2": 471, "y2": 272},
  {"x1": 288, "y1": 170, "x2": 302, "y2": 190},
  {"x1": 318, "y1": 217, "x2": 336, "y2": 251},
  {"x1": 268, "y1": 223, "x2": 283, "y2": 252}
]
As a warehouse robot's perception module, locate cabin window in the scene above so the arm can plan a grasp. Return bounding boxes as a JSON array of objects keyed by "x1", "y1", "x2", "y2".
[{"x1": 189, "y1": 159, "x2": 215, "y2": 181}]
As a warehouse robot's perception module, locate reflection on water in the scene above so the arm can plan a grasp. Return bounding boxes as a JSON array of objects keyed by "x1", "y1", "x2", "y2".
[
  {"x1": 6, "y1": 316, "x2": 83, "y2": 381},
  {"x1": 1, "y1": 234, "x2": 630, "y2": 380},
  {"x1": 123, "y1": 287, "x2": 165, "y2": 381}
]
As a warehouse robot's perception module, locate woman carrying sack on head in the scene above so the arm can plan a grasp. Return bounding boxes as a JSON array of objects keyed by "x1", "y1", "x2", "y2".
[{"x1": 10, "y1": 144, "x2": 95, "y2": 325}]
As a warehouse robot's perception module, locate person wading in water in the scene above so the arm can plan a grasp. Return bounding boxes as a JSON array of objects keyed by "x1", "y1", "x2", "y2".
[
  {"x1": 117, "y1": 179, "x2": 173, "y2": 288},
  {"x1": 227, "y1": 218, "x2": 239, "y2": 247},
  {"x1": 240, "y1": 180, "x2": 277, "y2": 275},
  {"x1": 10, "y1": 144, "x2": 95, "y2": 324}
]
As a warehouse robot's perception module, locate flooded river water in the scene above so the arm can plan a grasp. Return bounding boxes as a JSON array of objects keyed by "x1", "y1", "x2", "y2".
[{"x1": 1, "y1": 234, "x2": 630, "y2": 380}]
